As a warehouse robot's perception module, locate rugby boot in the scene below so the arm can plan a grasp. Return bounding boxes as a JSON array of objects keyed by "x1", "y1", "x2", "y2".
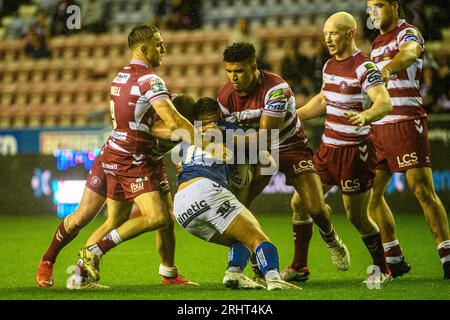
[
  {"x1": 267, "y1": 277, "x2": 303, "y2": 291},
  {"x1": 280, "y1": 265, "x2": 310, "y2": 282},
  {"x1": 162, "y1": 274, "x2": 199, "y2": 285},
  {"x1": 364, "y1": 269, "x2": 393, "y2": 287},
  {"x1": 79, "y1": 247, "x2": 101, "y2": 282},
  {"x1": 326, "y1": 234, "x2": 350, "y2": 271},
  {"x1": 37, "y1": 260, "x2": 54, "y2": 288},
  {"x1": 223, "y1": 271, "x2": 265, "y2": 290},
  {"x1": 66, "y1": 274, "x2": 110, "y2": 289},
  {"x1": 387, "y1": 257, "x2": 411, "y2": 278}
]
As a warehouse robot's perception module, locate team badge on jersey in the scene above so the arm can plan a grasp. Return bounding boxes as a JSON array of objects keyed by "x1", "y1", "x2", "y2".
[
  {"x1": 149, "y1": 78, "x2": 167, "y2": 93},
  {"x1": 339, "y1": 81, "x2": 349, "y2": 93}
]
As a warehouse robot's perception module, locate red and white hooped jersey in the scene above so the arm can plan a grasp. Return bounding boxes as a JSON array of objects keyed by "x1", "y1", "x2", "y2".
[
  {"x1": 108, "y1": 59, "x2": 171, "y2": 156},
  {"x1": 370, "y1": 19, "x2": 426, "y2": 125},
  {"x1": 217, "y1": 70, "x2": 306, "y2": 148},
  {"x1": 322, "y1": 49, "x2": 384, "y2": 146}
]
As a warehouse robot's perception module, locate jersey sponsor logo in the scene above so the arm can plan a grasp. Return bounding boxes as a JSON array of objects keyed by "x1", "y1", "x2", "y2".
[
  {"x1": 396, "y1": 152, "x2": 419, "y2": 168},
  {"x1": 112, "y1": 72, "x2": 131, "y2": 84},
  {"x1": 111, "y1": 86, "x2": 121, "y2": 96},
  {"x1": 101, "y1": 162, "x2": 118, "y2": 170},
  {"x1": 149, "y1": 78, "x2": 167, "y2": 93},
  {"x1": 367, "y1": 71, "x2": 382, "y2": 84},
  {"x1": 340, "y1": 179, "x2": 361, "y2": 193},
  {"x1": 265, "y1": 100, "x2": 287, "y2": 112},
  {"x1": 112, "y1": 130, "x2": 127, "y2": 141},
  {"x1": 177, "y1": 200, "x2": 211, "y2": 227},
  {"x1": 130, "y1": 181, "x2": 145, "y2": 193},
  {"x1": 293, "y1": 160, "x2": 315, "y2": 174},
  {"x1": 216, "y1": 200, "x2": 235, "y2": 219}
]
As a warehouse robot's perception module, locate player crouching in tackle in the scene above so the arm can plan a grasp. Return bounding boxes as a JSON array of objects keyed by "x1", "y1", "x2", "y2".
[
  {"x1": 173, "y1": 97, "x2": 300, "y2": 291},
  {"x1": 288, "y1": 12, "x2": 393, "y2": 284}
]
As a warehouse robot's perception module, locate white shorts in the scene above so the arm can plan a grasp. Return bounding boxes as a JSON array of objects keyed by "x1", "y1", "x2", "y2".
[{"x1": 174, "y1": 178, "x2": 246, "y2": 241}]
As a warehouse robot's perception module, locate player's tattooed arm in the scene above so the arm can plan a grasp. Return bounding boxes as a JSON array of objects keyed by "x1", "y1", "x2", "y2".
[
  {"x1": 296, "y1": 92, "x2": 327, "y2": 120},
  {"x1": 381, "y1": 41, "x2": 422, "y2": 85},
  {"x1": 346, "y1": 85, "x2": 392, "y2": 127}
]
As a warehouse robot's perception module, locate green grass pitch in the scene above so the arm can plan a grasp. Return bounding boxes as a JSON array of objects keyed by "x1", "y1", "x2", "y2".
[{"x1": 0, "y1": 213, "x2": 448, "y2": 300}]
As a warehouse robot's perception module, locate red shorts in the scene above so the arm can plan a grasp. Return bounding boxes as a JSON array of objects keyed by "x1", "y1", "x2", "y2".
[
  {"x1": 275, "y1": 140, "x2": 317, "y2": 186},
  {"x1": 371, "y1": 118, "x2": 432, "y2": 172},
  {"x1": 100, "y1": 146, "x2": 170, "y2": 201},
  {"x1": 314, "y1": 141, "x2": 377, "y2": 195},
  {"x1": 85, "y1": 154, "x2": 107, "y2": 198}
]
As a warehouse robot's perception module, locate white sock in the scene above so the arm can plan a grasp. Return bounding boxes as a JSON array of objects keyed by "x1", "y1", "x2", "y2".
[
  {"x1": 109, "y1": 229, "x2": 122, "y2": 245},
  {"x1": 88, "y1": 244, "x2": 104, "y2": 257},
  {"x1": 292, "y1": 217, "x2": 313, "y2": 225},
  {"x1": 227, "y1": 266, "x2": 241, "y2": 273},
  {"x1": 159, "y1": 264, "x2": 178, "y2": 277}
]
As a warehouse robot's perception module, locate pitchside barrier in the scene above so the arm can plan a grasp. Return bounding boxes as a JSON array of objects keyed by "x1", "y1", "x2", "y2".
[{"x1": 0, "y1": 116, "x2": 449, "y2": 216}]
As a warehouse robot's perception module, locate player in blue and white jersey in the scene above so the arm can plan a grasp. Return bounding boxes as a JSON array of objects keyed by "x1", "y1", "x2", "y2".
[{"x1": 173, "y1": 97, "x2": 300, "y2": 291}]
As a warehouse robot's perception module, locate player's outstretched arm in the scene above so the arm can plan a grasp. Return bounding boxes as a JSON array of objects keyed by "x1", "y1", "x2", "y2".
[
  {"x1": 152, "y1": 98, "x2": 201, "y2": 146},
  {"x1": 346, "y1": 85, "x2": 392, "y2": 127},
  {"x1": 381, "y1": 41, "x2": 422, "y2": 84},
  {"x1": 296, "y1": 92, "x2": 327, "y2": 120}
]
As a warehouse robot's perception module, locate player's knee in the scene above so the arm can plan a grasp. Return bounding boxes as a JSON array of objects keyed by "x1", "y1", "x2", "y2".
[
  {"x1": 371, "y1": 186, "x2": 385, "y2": 202},
  {"x1": 290, "y1": 195, "x2": 302, "y2": 213},
  {"x1": 303, "y1": 200, "x2": 326, "y2": 218},
  {"x1": 412, "y1": 183, "x2": 437, "y2": 205},
  {"x1": 347, "y1": 212, "x2": 364, "y2": 229},
  {"x1": 144, "y1": 212, "x2": 171, "y2": 230}
]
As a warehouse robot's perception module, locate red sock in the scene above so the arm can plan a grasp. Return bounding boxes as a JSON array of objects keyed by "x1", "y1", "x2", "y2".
[
  {"x1": 291, "y1": 220, "x2": 313, "y2": 270},
  {"x1": 95, "y1": 233, "x2": 118, "y2": 255},
  {"x1": 42, "y1": 220, "x2": 78, "y2": 263},
  {"x1": 362, "y1": 232, "x2": 389, "y2": 273}
]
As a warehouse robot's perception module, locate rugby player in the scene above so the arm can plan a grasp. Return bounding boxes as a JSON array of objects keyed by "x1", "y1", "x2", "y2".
[
  {"x1": 367, "y1": 0, "x2": 450, "y2": 279},
  {"x1": 287, "y1": 12, "x2": 393, "y2": 284}
]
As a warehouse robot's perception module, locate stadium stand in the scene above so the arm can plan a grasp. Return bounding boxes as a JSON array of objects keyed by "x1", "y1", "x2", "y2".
[{"x1": 0, "y1": 0, "x2": 449, "y2": 128}]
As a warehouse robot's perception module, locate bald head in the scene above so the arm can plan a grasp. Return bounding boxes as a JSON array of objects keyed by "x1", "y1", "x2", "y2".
[
  {"x1": 324, "y1": 12, "x2": 357, "y2": 33},
  {"x1": 323, "y1": 12, "x2": 358, "y2": 60}
]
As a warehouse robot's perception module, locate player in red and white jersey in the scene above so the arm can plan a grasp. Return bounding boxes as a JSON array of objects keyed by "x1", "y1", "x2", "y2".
[
  {"x1": 218, "y1": 42, "x2": 349, "y2": 283},
  {"x1": 36, "y1": 93, "x2": 197, "y2": 288},
  {"x1": 286, "y1": 12, "x2": 393, "y2": 284},
  {"x1": 368, "y1": 0, "x2": 450, "y2": 279},
  {"x1": 72, "y1": 26, "x2": 206, "y2": 286}
]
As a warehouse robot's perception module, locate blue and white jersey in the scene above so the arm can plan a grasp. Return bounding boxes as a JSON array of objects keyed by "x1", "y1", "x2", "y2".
[{"x1": 176, "y1": 121, "x2": 239, "y2": 189}]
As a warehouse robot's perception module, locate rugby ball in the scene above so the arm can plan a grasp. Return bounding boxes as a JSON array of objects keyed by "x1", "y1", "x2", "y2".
[{"x1": 228, "y1": 164, "x2": 254, "y2": 190}]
